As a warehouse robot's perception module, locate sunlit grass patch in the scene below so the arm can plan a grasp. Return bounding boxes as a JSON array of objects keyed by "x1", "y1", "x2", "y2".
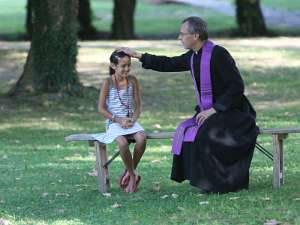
[{"x1": 1, "y1": 38, "x2": 300, "y2": 224}]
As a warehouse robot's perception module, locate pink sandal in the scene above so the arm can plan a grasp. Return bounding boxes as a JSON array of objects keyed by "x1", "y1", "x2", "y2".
[
  {"x1": 118, "y1": 170, "x2": 129, "y2": 189},
  {"x1": 125, "y1": 175, "x2": 141, "y2": 193},
  {"x1": 135, "y1": 175, "x2": 141, "y2": 189}
]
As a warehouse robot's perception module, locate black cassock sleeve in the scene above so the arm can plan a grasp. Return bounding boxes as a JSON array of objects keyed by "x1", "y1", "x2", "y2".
[
  {"x1": 212, "y1": 47, "x2": 245, "y2": 112},
  {"x1": 140, "y1": 52, "x2": 190, "y2": 72}
]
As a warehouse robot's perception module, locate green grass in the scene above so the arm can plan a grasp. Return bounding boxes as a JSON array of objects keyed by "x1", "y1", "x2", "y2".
[
  {"x1": 0, "y1": 0, "x2": 235, "y2": 37},
  {"x1": 1, "y1": 0, "x2": 300, "y2": 38},
  {"x1": 0, "y1": 0, "x2": 27, "y2": 35},
  {"x1": 225, "y1": 0, "x2": 300, "y2": 11},
  {"x1": 90, "y1": 0, "x2": 236, "y2": 36},
  {"x1": 260, "y1": 0, "x2": 300, "y2": 11},
  {"x1": 0, "y1": 38, "x2": 300, "y2": 224}
]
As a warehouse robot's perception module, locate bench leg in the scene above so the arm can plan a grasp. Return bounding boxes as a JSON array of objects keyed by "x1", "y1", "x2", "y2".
[
  {"x1": 94, "y1": 141, "x2": 110, "y2": 193},
  {"x1": 272, "y1": 134, "x2": 287, "y2": 188}
]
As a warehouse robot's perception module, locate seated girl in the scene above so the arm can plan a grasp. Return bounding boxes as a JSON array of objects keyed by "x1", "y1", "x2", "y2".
[{"x1": 98, "y1": 50, "x2": 147, "y2": 193}]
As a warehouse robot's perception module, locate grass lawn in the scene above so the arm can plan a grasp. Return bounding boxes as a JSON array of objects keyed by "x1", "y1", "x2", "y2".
[
  {"x1": 0, "y1": 0, "x2": 27, "y2": 35},
  {"x1": 91, "y1": 0, "x2": 236, "y2": 36},
  {"x1": 226, "y1": 0, "x2": 300, "y2": 11},
  {"x1": 0, "y1": 0, "x2": 236, "y2": 37},
  {"x1": 1, "y1": 0, "x2": 300, "y2": 38},
  {"x1": 0, "y1": 38, "x2": 300, "y2": 224}
]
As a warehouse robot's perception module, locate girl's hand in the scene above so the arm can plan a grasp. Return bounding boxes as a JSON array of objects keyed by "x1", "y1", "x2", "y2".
[
  {"x1": 122, "y1": 118, "x2": 134, "y2": 128},
  {"x1": 195, "y1": 108, "x2": 216, "y2": 125},
  {"x1": 126, "y1": 118, "x2": 134, "y2": 128},
  {"x1": 117, "y1": 117, "x2": 133, "y2": 129},
  {"x1": 121, "y1": 118, "x2": 129, "y2": 128}
]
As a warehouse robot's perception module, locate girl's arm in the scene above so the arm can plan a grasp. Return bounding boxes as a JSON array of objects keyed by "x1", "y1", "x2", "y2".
[
  {"x1": 98, "y1": 78, "x2": 115, "y2": 121},
  {"x1": 98, "y1": 78, "x2": 129, "y2": 126},
  {"x1": 131, "y1": 76, "x2": 141, "y2": 123}
]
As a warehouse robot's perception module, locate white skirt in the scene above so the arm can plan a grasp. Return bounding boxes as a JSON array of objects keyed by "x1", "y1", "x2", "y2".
[{"x1": 91, "y1": 121, "x2": 144, "y2": 144}]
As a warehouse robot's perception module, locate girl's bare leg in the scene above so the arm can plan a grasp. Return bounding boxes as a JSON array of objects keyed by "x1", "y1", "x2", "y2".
[
  {"x1": 133, "y1": 131, "x2": 147, "y2": 169},
  {"x1": 115, "y1": 136, "x2": 136, "y2": 192}
]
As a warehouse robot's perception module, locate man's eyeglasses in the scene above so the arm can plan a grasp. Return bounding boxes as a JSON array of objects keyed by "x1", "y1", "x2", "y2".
[{"x1": 179, "y1": 32, "x2": 193, "y2": 36}]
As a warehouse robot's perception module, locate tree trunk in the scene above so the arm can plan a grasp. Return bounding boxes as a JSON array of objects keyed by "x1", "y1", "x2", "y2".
[
  {"x1": 25, "y1": 0, "x2": 32, "y2": 38},
  {"x1": 10, "y1": 0, "x2": 81, "y2": 96},
  {"x1": 78, "y1": 0, "x2": 97, "y2": 39},
  {"x1": 27, "y1": 0, "x2": 97, "y2": 40},
  {"x1": 111, "y1": 0, "x2": 136, "y2": 39},
  {"x1": 236, "y1": 0, "x2": 267, "y2": 36}
]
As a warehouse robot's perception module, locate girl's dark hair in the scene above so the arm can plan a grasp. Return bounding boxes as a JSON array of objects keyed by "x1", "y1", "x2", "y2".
[{"x1": 109, "y1": 50, "x2": 130, "y2": 75}]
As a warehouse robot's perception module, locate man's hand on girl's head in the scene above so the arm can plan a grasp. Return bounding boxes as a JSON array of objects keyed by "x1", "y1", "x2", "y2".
[{"x1": 117, "y1": 47, "x2": 142, "y2": 59}]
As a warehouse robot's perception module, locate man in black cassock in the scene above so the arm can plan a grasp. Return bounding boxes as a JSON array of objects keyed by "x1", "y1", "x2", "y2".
[{"x1": 119, "y1": 16, "x2": 259, "y2": 193}]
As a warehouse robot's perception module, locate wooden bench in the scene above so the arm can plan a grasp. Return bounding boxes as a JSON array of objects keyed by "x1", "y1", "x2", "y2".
[{"x1": 64, "y1": 128, "x2": 300, "y2": 193}]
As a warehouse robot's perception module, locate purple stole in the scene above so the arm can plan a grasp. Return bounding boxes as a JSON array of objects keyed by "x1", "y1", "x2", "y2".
[{"x1": 171, "y1": 40, "x2": 215, "y2": 155}]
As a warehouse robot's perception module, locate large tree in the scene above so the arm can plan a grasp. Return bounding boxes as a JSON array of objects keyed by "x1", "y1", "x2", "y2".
[
  {"x1": 236, "y1": 0, "x2": 267, "y2": 36},
  {"x1": 26, "y1": 0, "x2": 97, "y2": 39},
  {"x1": 10, "y1": 0, "x2": 81, "y2": 95},
  {"x1": 111, "y1": 0, "x2": 136, "y2": 39}
]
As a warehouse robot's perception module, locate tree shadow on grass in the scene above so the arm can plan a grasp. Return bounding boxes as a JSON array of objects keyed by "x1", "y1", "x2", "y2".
[{"x1": 1, "y1": 125, "x2": 300, "y2": 224}]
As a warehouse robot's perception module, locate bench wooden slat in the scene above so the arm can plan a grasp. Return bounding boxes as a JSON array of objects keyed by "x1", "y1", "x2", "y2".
[
  {"x1": 64, "y1": 134, "x2": 97, "y2": 141},
  {"x1": 260, "y1": 128, "x2": 300, "y2": 134},
  {"x1": 144, "y1": 131, "x2": 174, "y2": 139},
  {"x1": 64, "y1": 128, "x2": 300, "y2": 142},
  {"x1": 64, "y1": 132, "x2": 176, "y2": 142}
]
